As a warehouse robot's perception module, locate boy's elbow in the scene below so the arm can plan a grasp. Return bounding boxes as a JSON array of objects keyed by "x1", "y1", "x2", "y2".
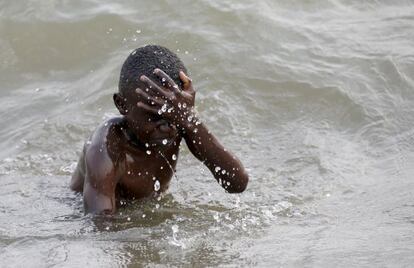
[{"x1": 227, "y1": 172, "x2": 249, "y2": 193}]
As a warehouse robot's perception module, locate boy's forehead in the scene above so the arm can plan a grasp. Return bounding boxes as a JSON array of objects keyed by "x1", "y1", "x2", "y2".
[{"x1": 121, "y1": 79, "x2": 146, "y2": 96}]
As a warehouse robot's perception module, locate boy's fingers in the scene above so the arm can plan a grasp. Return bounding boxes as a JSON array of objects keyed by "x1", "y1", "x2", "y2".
[
  {"x1": 153, "y1": 68, "x2": 180, "y2": 94},
  {"x1": 140, "y1": 75, "x2": 170, "y2": 97},
  {"x1": 179, "y1": 71, "x2": 193, "y2": 92},
  {"x1": 135, "y1": 88, "x2": 164, "y2": 106},
  {"x1": 137, "y1": 101, "x2": 159, "y2": 114},
  {"x1": 135, "y1": 87, "x2": 152, "y2": 99}
]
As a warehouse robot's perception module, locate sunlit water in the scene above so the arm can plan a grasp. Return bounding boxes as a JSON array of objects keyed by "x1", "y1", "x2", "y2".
[{"x1": 1, "y1": 0, "x2": 414, "y2": 267}]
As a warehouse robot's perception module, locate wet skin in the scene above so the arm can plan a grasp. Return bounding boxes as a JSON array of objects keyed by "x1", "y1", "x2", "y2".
[{"x1": 70, "y1": 69, "x2": 249, "y2": 214}]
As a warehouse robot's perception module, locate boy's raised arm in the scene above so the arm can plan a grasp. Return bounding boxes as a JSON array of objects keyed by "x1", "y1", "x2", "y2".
[
  {"x1": 182, "y1": 120, "x2": 249, "y2": 193},
  {"x1": 136, "y1": 69, "x2": 249, "y2": 193}
]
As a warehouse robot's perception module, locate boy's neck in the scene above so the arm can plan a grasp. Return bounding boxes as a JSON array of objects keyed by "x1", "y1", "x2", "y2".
[{"x1": 121, "y1": 120, "x2": 147, "y2": 151}]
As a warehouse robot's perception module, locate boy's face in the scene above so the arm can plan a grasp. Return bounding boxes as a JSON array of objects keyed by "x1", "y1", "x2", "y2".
[{"x1": 115, "y1": 89, "x2": 179, "y2": 147}]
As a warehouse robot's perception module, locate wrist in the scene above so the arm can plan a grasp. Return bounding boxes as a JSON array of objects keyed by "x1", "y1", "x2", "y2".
[{"x1": 179, "y1": 110, "x2": 200, "y2": 135}]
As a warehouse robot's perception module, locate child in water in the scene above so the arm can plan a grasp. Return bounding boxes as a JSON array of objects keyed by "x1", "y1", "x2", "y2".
[{"x1": 70, "y1": 45, "x2": 249, "y2": 214}]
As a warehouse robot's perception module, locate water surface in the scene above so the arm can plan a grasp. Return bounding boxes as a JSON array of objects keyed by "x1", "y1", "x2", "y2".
[{"x1": 0, "y1": 0, "x2": 414, "y2": 267}]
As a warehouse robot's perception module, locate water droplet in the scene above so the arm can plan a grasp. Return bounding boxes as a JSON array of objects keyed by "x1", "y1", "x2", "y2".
[
  {"x1": 221, "y1": 169, "x2": 226, "y2": 175},
  {"x1": 154, "y1": 180, "x2": 160, "y2": 191},
  {"x1": 161, "y1": 104, "x2": 167, "y2": 112},
  {"x1": 182, "y1": 103, "x2": 187, "y2": 108},
  {"x1": 172, "y1": 225, "x2": 179, "y2": 233},
  {"x1": 105, "y1": 226, "x2": 110, "y2": 230},
  {"x1": 146, "y1": 150, "x2": 152, "y2": 155},
  {"x1": 160, "y1": 166, "x2": 164, "y2": 170},
  {"x1": 127, "y1": 217, "x2": 131, "y2": 221},
  {"x1": 162, "y1": 139, "x2": 168, "y2": 145},
  {"x1": 178, "y1": 103, "x2": 182, "y2": 109},
  {"x1": 215, "y1": 166, "x2": 221, "y2": 173},
  {"x1": 185, "y1": 51, "x2": 189, "y2": 54},
  {"x1": 172, "y1": 154, "x2": 177, "y2": 160},
  {"x1": 142, "y1": 214, "x2": 146, "y2": 218},
  {"x1": 213, "y1": 213, "x2": 219, "y2": 222},
  {"x1": 152, "y1": 176, "x2": 156, "y2": 181},
  {"x1": 136, "y1": 29, "x2": 141, "y2": 34},
  {"x1": 155, "y1": 204, "x2": 160, "y2": 209},
  {"x1": 127, "y1": 171, "x2": 131, "y2": 175},
  {"x1": 145, "y1": 143, "x2": 149, "y2": 148}
]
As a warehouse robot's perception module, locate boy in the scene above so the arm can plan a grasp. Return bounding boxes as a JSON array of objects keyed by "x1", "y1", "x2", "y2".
[{"x1": 70, "y1": 45, "x2": 249, "y2": 214}]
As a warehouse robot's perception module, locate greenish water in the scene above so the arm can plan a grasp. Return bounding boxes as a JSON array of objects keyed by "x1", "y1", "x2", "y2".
[{"x1": 0, "y1": 1, "x2": 413, "y2": 267}]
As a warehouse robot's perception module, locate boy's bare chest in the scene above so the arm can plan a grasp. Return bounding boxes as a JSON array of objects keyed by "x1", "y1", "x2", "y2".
[{"x1": 118, "y1": 150, "x2": 177, "y2": 198}]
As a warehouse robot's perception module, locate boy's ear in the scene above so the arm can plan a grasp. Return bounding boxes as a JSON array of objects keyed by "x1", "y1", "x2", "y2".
[{"x1": 113, "y1": 93, "x2": 128, "y2": 115}]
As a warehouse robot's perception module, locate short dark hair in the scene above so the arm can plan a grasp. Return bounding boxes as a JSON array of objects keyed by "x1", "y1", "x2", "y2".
[{"x1": 118, "y1": 45, "x2": 187, "y2": 95}]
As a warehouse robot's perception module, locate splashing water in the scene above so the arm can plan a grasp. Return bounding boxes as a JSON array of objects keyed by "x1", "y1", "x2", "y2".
[
  {"x1": 158, "y1": 151, "x2": 179, "y2": 183},
  {"x1": 153, "y1": 180, "x2": 160, "y2": 191}
]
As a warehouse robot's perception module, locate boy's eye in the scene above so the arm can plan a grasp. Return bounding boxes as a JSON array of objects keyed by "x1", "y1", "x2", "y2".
[{"x1": 148, "y1": 114, "x2": 162, "y2": 122}]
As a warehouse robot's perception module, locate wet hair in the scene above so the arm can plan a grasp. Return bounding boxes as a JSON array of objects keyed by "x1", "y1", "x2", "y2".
[{"x1": 118, "y1": 45, "x2": 187, "y2": 95}]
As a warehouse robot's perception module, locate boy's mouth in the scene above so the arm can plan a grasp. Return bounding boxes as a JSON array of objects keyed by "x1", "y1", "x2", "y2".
[
  {"x1": 149, "y1": 135, "x2": 177, "y2": 147},
  {"x1": 149, "y1": 124, "x2": 179, "y2": 146}
]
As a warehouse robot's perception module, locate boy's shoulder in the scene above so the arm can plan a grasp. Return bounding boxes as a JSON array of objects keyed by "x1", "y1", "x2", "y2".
[
  {"x1": 89, "y1": 116, "x2": 124, "y2": 143},
  {"x1": 84, "y1": 116, "x2": 125, "y2": 161}
]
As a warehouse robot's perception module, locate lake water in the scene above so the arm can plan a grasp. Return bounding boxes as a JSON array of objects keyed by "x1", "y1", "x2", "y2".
[{"x1": 0, "y1": 0, "x2": 413, "y2": 267}]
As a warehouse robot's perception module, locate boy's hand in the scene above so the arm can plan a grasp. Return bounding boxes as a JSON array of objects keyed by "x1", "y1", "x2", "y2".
[
  {"x1": 137, "y1": 69, "x2": 248, "y2": 193},
  {"x1": 136, "y1": 69, "x2": 196, "y2": 131}
]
